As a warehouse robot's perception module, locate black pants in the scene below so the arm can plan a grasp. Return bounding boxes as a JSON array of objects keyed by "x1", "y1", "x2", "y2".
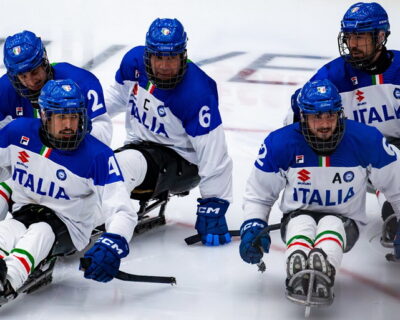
[{"x1": 115, "y1": 142, "x2": 201, "y2": 201}]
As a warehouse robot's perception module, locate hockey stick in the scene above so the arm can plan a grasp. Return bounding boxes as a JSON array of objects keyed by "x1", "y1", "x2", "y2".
[
  {"x1": 184, "y1": 223, "x2": 281, "y2": 245},
  {"x1": 251, "y1": 223, "x2": 281, "y2": 272},
  {"x1": 184, "y1": 230, "x2": 240, "y2": 245},
  {"x1": 80, "y1": 258, "x2": 176, "y2": 284}
]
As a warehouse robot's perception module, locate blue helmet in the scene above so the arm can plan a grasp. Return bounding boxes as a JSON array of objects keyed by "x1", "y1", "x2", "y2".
[
  {"x1": 340, "y1": 2, "x2": 390, "y2": 33},
  {"x1": 144, "y1": 18, "x2": 188, "y2": 89},
  {"x1": 297, "y1": 79, "x2": 342, "y2": 114},
  {"x1": 298, "y1": 79, "x2": 345, "y2": 155},
  {"x1": 3, "y1": 30, "x2": 52, "y2": 103},
  {"x1": 338, "y1": 2, "x2": 390, "y2": 70},
  {"x1": 39, "y1": 79, "x2": 88, "y2": 150}
]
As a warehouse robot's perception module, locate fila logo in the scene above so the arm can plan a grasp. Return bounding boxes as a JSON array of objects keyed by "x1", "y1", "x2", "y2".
[
  {"x1": 295, "y1": 155, "x2": 304, "y2": 163},
  {"x1": 18, "y1": 151, "x2": 30, "y2": 163},
  {"x1": 355, "y1": 90, "x2": 364, "y2": 102},
  {"x1": 298, "y1": 169, "x2": 310, "y2": 182}
]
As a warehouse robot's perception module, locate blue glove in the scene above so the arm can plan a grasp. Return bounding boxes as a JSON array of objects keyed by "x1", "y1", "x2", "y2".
[
  {"x1": 394, "y1": 220, "x2": 400, "y2": 259},
  {"x1": 239, "y1": 219, "x2": 270, "y2": 264},
  {"x1": 81, "y1": 232, "x2": 129, "y2": 282},
  {"x1": 195, "y1": 197, "x2": 231, "y2": 246}
]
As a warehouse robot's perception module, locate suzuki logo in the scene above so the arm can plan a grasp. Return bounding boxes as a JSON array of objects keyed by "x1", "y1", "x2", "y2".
[
  {"x1": 355, "y1": 90, "x2": 364, "y2": 102},
  {"x1": 18, "y1": 151, "x2": 30, "y2": 163},
  {"x1": 298, "y1": 169, "x2": 310, "y2": 182}
]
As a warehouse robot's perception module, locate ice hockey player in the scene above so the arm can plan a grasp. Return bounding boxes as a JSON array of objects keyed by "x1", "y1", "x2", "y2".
[
  {"x1": 284, "y1": 2, "x2": 399, "y2": 243},
  {"x1": 240, "y1": 79, "x2": 400, "y2": 306},
  {"x1": 0, "y1": 79, "x2": 136, "y2": 302},
  {"x1": 0, "y1": 30, "x2": 113, "y2": 221},
  {"x1": 105, "y1": 18, "x2": 233, "y2": 246}
]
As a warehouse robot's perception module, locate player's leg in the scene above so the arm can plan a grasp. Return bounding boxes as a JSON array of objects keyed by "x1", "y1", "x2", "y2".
[
  {"x1": 3, "y1": 222, "x2": 55, "y2": 293},
  {"x1": 0, "y1": 219, "x2": 27, "y2": 294},
  {"x1": 116, "y1": 143, "x2": 200, "y2": 198},
  {"x1": 0, "y1": 181, "x2": 13, "y2": 220},
  {"x1": 114, "y1": 148, "x2": 148, "y2": 194},
  {"x1": 2, "y1": 204, "x2": 75, "y2": 294},
  {"x1": 283, "y1": 213, "x2": 316, "y2": 295},
  {"x1": 309, "y1": 215, "x2": 346, "y2": 298}
]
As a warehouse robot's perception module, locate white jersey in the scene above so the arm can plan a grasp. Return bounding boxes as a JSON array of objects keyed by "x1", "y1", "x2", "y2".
[
  {"x1": 106, "y1": 46, "x2": 232, "y2": 202},
  {"x1": 0, "y1": 118, "x2": 137, "y2": 250},
  {"x1": 244, "y1": 120, "x2": 400, "y2": 225},
  {"x1": 285, "y1": 50, "x2": 400, "y2": 140}
]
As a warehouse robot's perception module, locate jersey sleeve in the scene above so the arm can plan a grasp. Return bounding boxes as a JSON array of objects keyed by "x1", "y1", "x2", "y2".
[
  {"x1": 184, "y1": 85, "x2": 233, "y2": 202},
  {"x1": 189, "y1": 126, "x2": 233, "y2": 202},
  {"x1": 0, "y1": 75, "x2": 18, "y2": 127},
  {"x1": 243, "y1": 134, "x2": 286, "y2": 222},
  {"x1": 0, "y1": 123, "x2": 13, "y2": 181},
  {"x1": 368, "y1": 133, "x2": 400, "y2": 218},
  {"x1": 81, "y1": 74, "x2": 112, "y2": 145},
  {"x1": 105, "y1": 47, "x2": 142, "y2": 119},
  {"x1": 90, "y1": 149, "x2": 138, "y2": 242}
]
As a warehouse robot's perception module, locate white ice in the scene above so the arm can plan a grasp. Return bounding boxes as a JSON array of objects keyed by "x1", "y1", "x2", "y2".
[{"x1": 0, "y1": 0, "x2": 399, "y2": 319}]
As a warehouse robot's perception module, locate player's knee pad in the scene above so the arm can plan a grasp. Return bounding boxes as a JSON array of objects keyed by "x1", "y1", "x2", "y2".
[
  {"x1": 281, "y1": 210, "x2": 317, "y2": 243},
  {"x1": 114, "y1": 149, "x2": 148, "y2": 192},
  {"x1": 0, "y1": 219, "x2": 26, "y2": 254},
  {"x1": 116, "y1": 143, "x2": 200, "y2": 200},
  {"x1": 12, "y1": 204, "x2": 74, "y2": 256}
]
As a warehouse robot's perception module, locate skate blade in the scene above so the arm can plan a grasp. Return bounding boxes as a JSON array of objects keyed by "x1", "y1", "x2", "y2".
[
  {"x1": 385, "y1": 253, "x2": 400, "y2": 263},
  {"x1": 0, "y1": 292, "x2": 17, "y2": 307},
  {"x1": 286, "y1": 270, "x2": 334, "y2": 307},
  {"x1": 380, "y1": 213, "x2": 396, "y2": 248}
]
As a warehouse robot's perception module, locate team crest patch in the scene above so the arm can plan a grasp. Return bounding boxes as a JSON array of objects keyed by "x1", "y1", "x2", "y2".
[
  {"x1": 343, "y1": 171, "x2": 354, "y2": 182},
  {"x1": 12, "y1": 46, "x2": 21, "y2": 55},
  {"x1": 56, "y1": 169, "x2": 67, "y2": 181},
  {"x1": 393, "y1": 88, "x2": 400, "y2": 99},
  {"x1": 62, "y1": 85, "x2": 72, "y2": 92},
  {"x1": 317, "y1": 86, "x2": 326, "y2": 93},
  {"x1": 20, "y1": 136, "x2": 30, "y2": 146},
  {"x1": 161, "y1": 28, "x2": 171, "y2": 36},
  {"x1": 351, "y1": 76, "x2": 358, "y2": 85},
  {"x1": 157, "y1": 105, "x2": 166, "y2": 117}
]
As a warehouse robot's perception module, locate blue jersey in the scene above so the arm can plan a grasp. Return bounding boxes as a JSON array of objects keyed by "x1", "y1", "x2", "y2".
[
  {"x1": 106, "y1": 46, "x2": 232, "y2": 201},
  {"x1": 0, "y1": 118, "x2": 136, "y2": 250},
  {"x1": 0, "y1": 63, "x2": 112, "y2": 144},
  {"x1": 285, "y1": 50, "x2": 400, "y2": 140},
  {"x1": 243, "y1": 120, "x2": 400, "y2": 224}
]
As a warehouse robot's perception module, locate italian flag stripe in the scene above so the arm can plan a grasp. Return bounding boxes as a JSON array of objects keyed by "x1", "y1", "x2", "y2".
[
  {"x1": 40, "y1": 145, "x2": 52, "y2": 158},
  {"x1": 33, "y1": 109, "x2": 40, "y2": 118},
  {"x1": 287, "y1": 241, "x2": 313, "y2": 250},
  {"x1": 314, "y1": 237, "x2": 343, "y2": 249},
  {"x1": 0, "y1": 190, "x2": 9, "y2": 202},
  {"x1": 0, "y1": 182, "x2": 12, "y2": 195},
  {"x1": 315, "y1": 230, "x2": 344, "y2": 243},
  {"x1": 145, "y1": 81, "x2": 156, "y2": 94},
  {"x1": 0, "y1": 182, "x2": 11, "y2": 201},
  {"x1": 11, "y1": 248, "x2": 35, "y2": 273},
  {"x1": 372, "y1": 74, "x2": 384, "y2": 85},
  {"x1": 319, "y1": 156, "x2": 330, "y2": 167},
  {"x1": 286, "y1": 234, "x2": 314, "y2": 247}
]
